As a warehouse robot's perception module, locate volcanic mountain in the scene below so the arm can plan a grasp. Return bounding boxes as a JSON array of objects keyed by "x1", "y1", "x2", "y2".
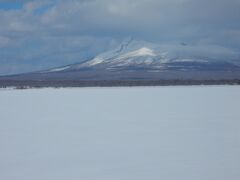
[
  {"x1": 1, "y1": 38, "x2": 240, "y2": 84},
  {"x1": 47, "y1": 39, "x2": 240, "y2": 73}
]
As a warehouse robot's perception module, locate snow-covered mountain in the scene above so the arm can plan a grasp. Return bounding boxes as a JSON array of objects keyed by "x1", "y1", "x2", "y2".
[
  {"x1": 47, "y1": 38, "x2": 240, "y2": 73},
  {"x1": 1, "y1": 38, "x2": 239, "y2": 83}
]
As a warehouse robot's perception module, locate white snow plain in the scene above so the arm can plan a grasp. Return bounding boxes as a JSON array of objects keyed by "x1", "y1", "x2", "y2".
[{"x1": 0, "y1": 86, "x2": 240, "y2": 180}]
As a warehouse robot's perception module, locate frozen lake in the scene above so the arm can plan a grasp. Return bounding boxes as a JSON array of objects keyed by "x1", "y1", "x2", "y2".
[{"x1": 0, "y1": 86, "x2": 240, "y2": 180}]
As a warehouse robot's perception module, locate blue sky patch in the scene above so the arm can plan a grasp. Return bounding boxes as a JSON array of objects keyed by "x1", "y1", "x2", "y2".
[{"x1": 0, "y1": 2, "x2": 23, "y2": 10}]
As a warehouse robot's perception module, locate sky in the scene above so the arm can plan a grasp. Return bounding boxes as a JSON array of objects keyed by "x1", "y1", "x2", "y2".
[{"x1": 0, "y1": 0, "x2": 240, "y2": 75}]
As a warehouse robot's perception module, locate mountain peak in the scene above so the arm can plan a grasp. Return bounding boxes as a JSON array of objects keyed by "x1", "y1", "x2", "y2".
[
  {"x1": 121, "y1": 47, "x2": 156, "y2": 59},
  {"x1": 133, "y1": 47, "x2": 156, "y2": 56}
]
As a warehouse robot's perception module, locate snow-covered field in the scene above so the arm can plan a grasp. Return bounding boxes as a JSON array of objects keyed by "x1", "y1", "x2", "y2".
[{"x1": 0, "y1": 86, "x2": 240, "y2": 180}]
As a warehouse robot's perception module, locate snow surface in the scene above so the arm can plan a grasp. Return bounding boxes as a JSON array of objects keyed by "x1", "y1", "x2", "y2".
[
  {"x1": 0, "y1": 86, "x2": 240, "y2": 180},
  {"x1": 120, "y1": 47, "x2": 157, "y2": 58},
  {"x1": 88, "y1": 58, "x2": 104, "y2": 66}
]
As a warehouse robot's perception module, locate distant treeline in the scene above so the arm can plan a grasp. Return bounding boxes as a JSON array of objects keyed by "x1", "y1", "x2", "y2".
[{"x1": 0, "y1": 79, "x2": 240, "y2": 89}]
